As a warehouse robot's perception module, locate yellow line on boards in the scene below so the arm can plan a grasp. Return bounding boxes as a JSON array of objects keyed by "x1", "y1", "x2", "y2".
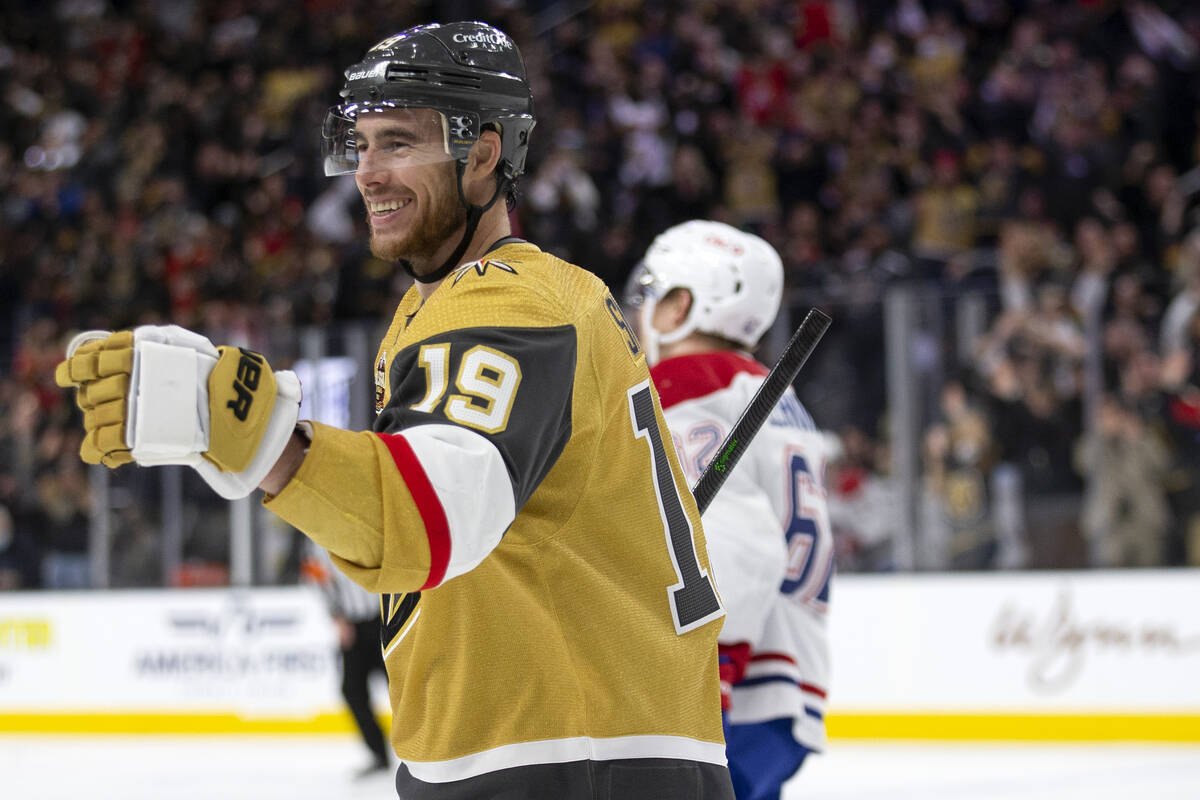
[
  {"x1": 826, "y1": 713, "x2": 1200, "y2": 742},
  {"x1": 0, "y1": 712, "x2": 391, "y2": 735},
  {"x1": 3, "y1": 711, "x2": 1197, "y2": 742}
]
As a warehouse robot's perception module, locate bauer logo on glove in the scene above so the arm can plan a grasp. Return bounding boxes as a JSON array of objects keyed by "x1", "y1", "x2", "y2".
[
  {"x1": 226, "y1": 348, "x2": 264, "y2": 421},
  {"x1": 208, "y1": 346, "x2": 280, "y2": 475},
  {"x1": 55, "y1": 325, "x2": 302, "y2": 500}
]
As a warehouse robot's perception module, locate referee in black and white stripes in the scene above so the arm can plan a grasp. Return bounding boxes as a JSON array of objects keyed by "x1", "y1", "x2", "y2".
[{"x1": 303, "y1": 541, "x2": 391, "y2": 778}]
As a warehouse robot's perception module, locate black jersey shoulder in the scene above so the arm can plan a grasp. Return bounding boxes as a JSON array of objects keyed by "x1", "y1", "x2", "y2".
[{"x1": 375, "y1": 324, "x2": 576, "y2": 510}]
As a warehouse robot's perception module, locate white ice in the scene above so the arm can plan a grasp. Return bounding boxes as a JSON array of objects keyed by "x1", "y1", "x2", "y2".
[{"x1": 1, "y1": 735, "x2": 1198, "y2": 799}]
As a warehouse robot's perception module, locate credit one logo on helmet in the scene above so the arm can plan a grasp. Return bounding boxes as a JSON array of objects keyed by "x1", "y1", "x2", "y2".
[{"x1": 452, "y1": 31, "x2": 513, "y2": 51}]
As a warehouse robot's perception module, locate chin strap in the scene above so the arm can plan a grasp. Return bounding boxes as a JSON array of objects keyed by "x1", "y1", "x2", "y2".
[{"x1": 405, "y1": 161, "x2": 510, "y2": 285}]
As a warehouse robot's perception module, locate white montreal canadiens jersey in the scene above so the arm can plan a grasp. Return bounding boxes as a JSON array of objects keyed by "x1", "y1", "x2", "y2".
[{"x1": 651, "y1": 350, "x2": 833, "y2": 752}]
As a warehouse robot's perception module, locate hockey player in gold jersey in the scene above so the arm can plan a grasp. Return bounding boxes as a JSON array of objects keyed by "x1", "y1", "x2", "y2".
[{"x1": 53, "y1": 21, "x2": 734, "y2": 800}]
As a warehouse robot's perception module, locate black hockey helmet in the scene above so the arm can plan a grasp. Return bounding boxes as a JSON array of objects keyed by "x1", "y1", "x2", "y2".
[{"x1": 322, "y1": 21, "x2": 536, "y2": 180}]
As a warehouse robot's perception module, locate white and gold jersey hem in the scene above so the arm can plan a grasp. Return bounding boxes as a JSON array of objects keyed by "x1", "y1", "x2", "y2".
[{"x1": 401, "y1": 734, "x2": 728, "y2": 783}]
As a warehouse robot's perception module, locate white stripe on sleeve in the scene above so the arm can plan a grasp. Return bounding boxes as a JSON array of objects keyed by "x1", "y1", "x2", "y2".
[{"x1": 400, "y1": 424, "x2": 517, "y2": 584}]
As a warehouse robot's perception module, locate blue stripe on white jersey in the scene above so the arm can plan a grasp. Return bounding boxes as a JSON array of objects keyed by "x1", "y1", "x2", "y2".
[{"x1": 768, "y1": 391, "x2": 815, "y2": 431}]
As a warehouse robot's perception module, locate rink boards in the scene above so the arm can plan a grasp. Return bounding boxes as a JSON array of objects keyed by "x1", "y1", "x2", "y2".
[
  {"x1": 826, "y1": 569, "x2": 1200, "y2": 741},
  {"x1": 1, "y1": 571, "x2": 1198, "y2": 740}
]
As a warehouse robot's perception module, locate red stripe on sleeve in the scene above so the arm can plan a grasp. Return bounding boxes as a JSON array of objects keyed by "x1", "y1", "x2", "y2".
[
  {"x1": 749, "y1": 651, "x2": 798, "y2": 665},
  {"x1": 375, "y1": 432, "x2": 451, "y2": 590},
  {"x1": 800, "y1": 682, "x2": 828, "y2": 699}
]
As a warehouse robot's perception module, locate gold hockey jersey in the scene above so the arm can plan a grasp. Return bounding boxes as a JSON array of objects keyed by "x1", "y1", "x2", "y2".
[{"x1": 265, "y1": 240, "x2": 727, "y2": 783}]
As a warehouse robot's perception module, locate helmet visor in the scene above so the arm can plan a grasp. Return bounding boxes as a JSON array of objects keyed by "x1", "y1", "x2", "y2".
[
  {"x1": 622, "y1": 262, "x2": 655, "y2": 309},
  {"x1": 622, "y1": 261, "x2": 668, "y2": 347},
  {"x1": 321, "y1": 102, "x2": 476, "y2": 177}
]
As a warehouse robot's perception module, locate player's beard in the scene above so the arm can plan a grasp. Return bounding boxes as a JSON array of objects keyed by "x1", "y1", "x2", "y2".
[{"x1": 368, "y1": 164, "x2": 468, "y2": 270}]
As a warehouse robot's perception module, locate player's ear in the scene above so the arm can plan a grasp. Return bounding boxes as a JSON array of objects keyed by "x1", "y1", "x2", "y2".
[
  {"x1": 655, "y1": 288, "x2": 692, "y2": 332},
  {"x1": 665, "y1": 288, "x2": 693, "y2": 320},
  {"x1": 464, "y1": 129, "x2": 503, "y2": 200}
]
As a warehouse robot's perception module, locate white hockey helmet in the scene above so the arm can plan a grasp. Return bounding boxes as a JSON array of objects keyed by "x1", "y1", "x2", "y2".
[{"x1": 630, "y1": 220, "x2": 784, "y2": 364}]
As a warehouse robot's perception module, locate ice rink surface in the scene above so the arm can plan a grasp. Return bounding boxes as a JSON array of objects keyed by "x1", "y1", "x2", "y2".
[{"x1": 2, "y1": 735, "x2": 1198, "y2": 800}]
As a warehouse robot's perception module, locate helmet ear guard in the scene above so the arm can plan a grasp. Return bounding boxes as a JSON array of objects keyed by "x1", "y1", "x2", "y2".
[{"x1": 627, "y1": 274, "x2": 699, "y2": 367}]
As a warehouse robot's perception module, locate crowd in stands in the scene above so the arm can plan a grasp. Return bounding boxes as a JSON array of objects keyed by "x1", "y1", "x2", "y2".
[{"x1": 3, "y1": 0, "x2": 1200, "y2": 589}]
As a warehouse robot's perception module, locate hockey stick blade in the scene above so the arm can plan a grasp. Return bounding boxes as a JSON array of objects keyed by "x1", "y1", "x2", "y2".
[{"x1": 690, "y1": 307, "x2": 832, "y2": 515}]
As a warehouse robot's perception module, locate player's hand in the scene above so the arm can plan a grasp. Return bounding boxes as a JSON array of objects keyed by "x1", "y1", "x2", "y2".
[
  {"x1": 54, "y1": 325, "x2": 302, "y2": 499},
  {"x1": 55, "y1": 329, "x2": 137, "y2": 467},
  {"x1": 717, "y1": 642, "x2": 751, "y2": 712}
]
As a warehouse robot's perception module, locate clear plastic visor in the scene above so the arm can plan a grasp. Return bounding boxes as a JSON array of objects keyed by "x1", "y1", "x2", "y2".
[
  {"x1": 322, "y1": 103, "x2": 468, "y2": 177},
  {"x1": 622, "y1": 261, "x2": 667, "y2": 310}
]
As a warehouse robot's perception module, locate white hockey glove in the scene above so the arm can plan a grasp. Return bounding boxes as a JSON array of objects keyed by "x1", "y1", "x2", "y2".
[{"x1": 54, "y1": 325, "x2": 302, "y2": 499}]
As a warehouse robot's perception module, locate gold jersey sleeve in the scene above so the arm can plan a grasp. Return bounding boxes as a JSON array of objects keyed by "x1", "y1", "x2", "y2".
[{"x1": 266, "y1": 241, "x2": 727, "y2": 778}]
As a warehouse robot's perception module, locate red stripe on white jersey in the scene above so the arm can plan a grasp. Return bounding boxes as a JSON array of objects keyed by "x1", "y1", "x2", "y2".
[
  {"x1": 800, "y1": 681, "x2": 827, "y2": 699},
  {"x1": 376, "y1": 432, "x2": 451, "y2": 589}
]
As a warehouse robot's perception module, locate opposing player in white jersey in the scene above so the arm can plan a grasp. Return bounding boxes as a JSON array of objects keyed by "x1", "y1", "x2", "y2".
[{"x1": 629, "y1": 220, "x2": 834, "y2": 800}]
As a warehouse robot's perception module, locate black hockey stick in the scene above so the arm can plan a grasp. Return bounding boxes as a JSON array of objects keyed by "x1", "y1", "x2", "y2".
[{"x1": 691, "y1": 307, "x2": 832, "y2": 515}]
